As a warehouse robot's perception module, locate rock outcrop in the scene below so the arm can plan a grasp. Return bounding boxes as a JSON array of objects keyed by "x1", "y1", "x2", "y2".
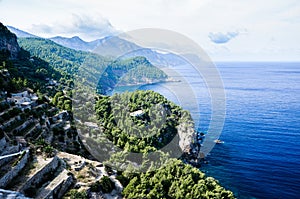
[
  {"x1": 0, "y1": 22, "x2": 20, "y2": 59},
  {"x1": 0, "y1": 150, "x2": 30, "y2": 188},
  {"x1": 0, "y1": 189, "x2": 30, "y2": 199}
]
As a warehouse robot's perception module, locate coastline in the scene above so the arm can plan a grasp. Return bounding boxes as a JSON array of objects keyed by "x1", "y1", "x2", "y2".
[{"x1": 117, "y1": 78, "x2": 181, "y2": 87}]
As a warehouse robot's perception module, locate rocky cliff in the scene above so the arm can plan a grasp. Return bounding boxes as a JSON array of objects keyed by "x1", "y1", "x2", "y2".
[
  {"x1": 0, "y1": 22, "x2": 20, "y2": 59},
  {"x1": 177, "y1": 119, "x2": 203, "y2": 167}
]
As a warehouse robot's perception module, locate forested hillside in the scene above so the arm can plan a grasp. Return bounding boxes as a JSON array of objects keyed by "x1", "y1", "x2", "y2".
[
  {"x1": 0, "y1": 23, "x2": 59, "y2": 93},
  {"x1": 88, "y1": 90, "x2": 234, "y2": 199},
  {"x1": 123, "y1": 159, "x2": 234, "y2": 199},
  {"x1": 18, "y1": 38, "x2": 167, "y2": 94},
  {"x1": 0, "y1": 23, "x2": 235, "y2": 199}
]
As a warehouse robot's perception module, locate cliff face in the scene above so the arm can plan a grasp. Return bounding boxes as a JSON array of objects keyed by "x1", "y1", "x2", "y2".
[
  {"x1": 177, "y1": 121, "x2": 195, "y2": 152},
  {"x1": 177, "y1": 120, "x2": 201, "y2": 164},
  {"x1": 0, "y1": 22, "x2": 20, "y2": 59}
]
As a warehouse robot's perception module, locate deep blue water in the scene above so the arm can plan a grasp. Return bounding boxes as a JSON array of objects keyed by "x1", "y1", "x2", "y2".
[{"x1": 136, "y1": 62, "x2": 300, "y2": 199}]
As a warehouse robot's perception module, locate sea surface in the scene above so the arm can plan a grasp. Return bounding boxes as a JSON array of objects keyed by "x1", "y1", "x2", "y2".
[{"x1": 117, "y1": 62, "x2": 300, "y2": 199}]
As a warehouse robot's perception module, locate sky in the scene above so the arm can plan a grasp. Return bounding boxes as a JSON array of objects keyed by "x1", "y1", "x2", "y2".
[{"x1": 0, "y1": 0, "x2": 299, "y2": 61}]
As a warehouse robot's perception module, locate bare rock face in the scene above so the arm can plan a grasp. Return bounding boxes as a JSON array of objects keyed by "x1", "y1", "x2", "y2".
[
  {"x1": 177, "y1": 119, "x2": 202, "y2": 166},
  {"x1": 177, "y1": 121, "x2": 195, "y2": 152},
  {"x1": 0, "y1": 22, "x2": 20, "y2": 59},
  {"x1": 0, "y1": 189, "x2": 31, "y2": 199}
]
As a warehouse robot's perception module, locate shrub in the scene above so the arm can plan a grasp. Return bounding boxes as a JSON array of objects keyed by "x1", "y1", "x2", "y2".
[
  {"x1": 99, "y1": 176, "x2": 115, "y2": 193},
  {"x1": 68, "y1": 189, "x2": 88, "y2": 199},
  {"x1": 90, "y1": 180, "x2": 101, "y2": 192}
]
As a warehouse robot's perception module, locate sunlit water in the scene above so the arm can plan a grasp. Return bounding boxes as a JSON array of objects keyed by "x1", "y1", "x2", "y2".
[{"x1": 133, "y1": 62, "x2": 300, "y2": 199}]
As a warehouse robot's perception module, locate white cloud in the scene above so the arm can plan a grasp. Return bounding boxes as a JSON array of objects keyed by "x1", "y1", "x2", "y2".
[
  {"x1": 30, "y1": 14, "x2": 118, "y2": 41},
  {"x1": 208, "y1": 31, "x2": 239, "y2": 44},
  {"x1": 0, "y1": 0, "x2": 299, "y2": 61}
]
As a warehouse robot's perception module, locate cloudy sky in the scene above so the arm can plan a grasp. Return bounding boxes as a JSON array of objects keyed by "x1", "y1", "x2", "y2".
[{"x1": 0, "y1": 0, "x2": 299, "y2": 61}]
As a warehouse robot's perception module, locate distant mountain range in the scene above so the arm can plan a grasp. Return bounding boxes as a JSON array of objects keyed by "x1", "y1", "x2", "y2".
[
  {"x1": 8, "y1": 25, "x2": 187, "y2": 67},
  {"x1": 7, "y1": 26, "x2": 39, "y2": 38}
]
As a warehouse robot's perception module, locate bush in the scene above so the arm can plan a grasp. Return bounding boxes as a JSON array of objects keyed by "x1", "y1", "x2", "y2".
[
  {"x1": 68, "y1": 189, "x2": 88, "y2": 199},
  {"x1": 99, "y1": 176, "x2": 115, "y2": 193},
  {"x1": 116, "y1": 173, "x2": 130, "y2": 187},
  {"x1": 122, "y1": 159, "x2": 235, "y2": 199},
  {"x1": 90, "y1": 181, "x2": 101, "y2": 192}
]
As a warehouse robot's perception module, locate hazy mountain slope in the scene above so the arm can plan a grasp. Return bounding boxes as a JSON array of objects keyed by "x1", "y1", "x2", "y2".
[
  {"x1": 7, "y1": 26, "x2": 39, "y2": 38},
  {"x1": 49, "y1": 36, "x2": 93, "y2": 51},
  {"x1": 8, "y1": 25, "x2": 187, "y2": 67}
]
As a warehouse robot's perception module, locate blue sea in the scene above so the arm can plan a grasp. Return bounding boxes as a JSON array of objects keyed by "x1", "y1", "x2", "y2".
[{"x1": 134, "y1": 62, "x2": 300, "y2": 199}]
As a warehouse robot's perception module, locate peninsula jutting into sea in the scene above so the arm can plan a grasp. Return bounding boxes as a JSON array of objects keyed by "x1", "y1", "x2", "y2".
[
  {"x1": 1, "y1": 1, "x2": 300, "y2": 198},
  {"x1": 0, "y1": 22, "x2": 234, "y2": 198}
]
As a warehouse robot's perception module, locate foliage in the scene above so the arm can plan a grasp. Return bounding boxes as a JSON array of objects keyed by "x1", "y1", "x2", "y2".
[
  {"x1": 90, "y1": 180, "x2": 101, "y2": 192},
  {"x1": 35, "y1": 138, "x2": 55, "y2": 157},
  {"x1": 94, "y1": 90, "x2": 189, "y2": 153},
  {"x1": 67, "y1": 189, "x2": 88, "y2": 199},
  {"x1": 0, "y1": 48, "x2": 60, "y2": 93},
  {"x1": 122, "y1": 159, "x2": 235, "y2": 199},
  {"x1": 18, "y1": 38, "x2": 167, "y2": 94},
  {"x1": 18, "y1": 37, "x2": 88, "y2": 79},
  {"x1": 99, "y1": 176, "x2": 115, "y2": 193},
  {"x1": 52, "y1": 91, "x2": 72, "y2": 112}
]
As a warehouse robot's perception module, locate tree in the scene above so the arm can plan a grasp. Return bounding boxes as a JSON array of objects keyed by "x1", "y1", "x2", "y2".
[
  {"x1": 122, "y1": 159, "x2": 235, "y2": 199},
  {"x1": 99, "y1": 176, "x2": 115, "y2": 193}
]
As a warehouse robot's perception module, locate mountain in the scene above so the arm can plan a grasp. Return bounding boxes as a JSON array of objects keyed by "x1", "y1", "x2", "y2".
[
  {"x1": 7, "y1": 25, "x2": 187, "y2": 67},
  {"x1": 50, "y1": 35, "x2": 187, "y2": 66},
  {"x1": 0, "y1": 23, "x2": 20, "y2": 59},
  {"x1": 18, "y1": 37, "x2": 168, "y2": 94},
  {"x1": 90, "y1": 36, "x2": 141, "y2": 56},
  {"x1": 49, "y1": 35, "x2": 141, "y2": 55},
  {"x1": 49, "y1": 36, "x2": 93, "y2": 51},
  {"x1": 0, "y1": 23, "x2": 235, "y2": 199},
  {"x1": 7, "y1": 26, "x2": 38, "y2": 38},
  {"x1": 0, "y1": 23, "x2": 61, "y2": 92}
]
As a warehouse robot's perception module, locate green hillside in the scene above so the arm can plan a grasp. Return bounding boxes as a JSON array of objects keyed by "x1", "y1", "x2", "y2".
[
  {"x1": 18, "y1": 38, "x2": 167, "y2": 94},
  {"x1": 0, "y1": 23, "x2": 234, "y2": 198}
]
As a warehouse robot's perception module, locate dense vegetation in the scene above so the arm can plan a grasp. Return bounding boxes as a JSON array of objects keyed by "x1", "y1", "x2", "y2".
[
  {"x1": 122, "y1": 159, "x2": 234, "y2": 199},
  {"x1": 0, "y1": 48, "x2": 59, "y2": 93},
  {"x1": 85, "y1": 90, "x2": 234, "y2": 198},
  {"x1": 93, "y1": 90, "x2": 191, "y2": 153},
  {"x1": 0, "y1": 24, "x2": 235, "y2": 198},
  {"x1": 18, "y1": 37, "x2": 89, "y2": 78},
  {"x1": 18, "y1": 38, "x2": 167, "y2": 94}
]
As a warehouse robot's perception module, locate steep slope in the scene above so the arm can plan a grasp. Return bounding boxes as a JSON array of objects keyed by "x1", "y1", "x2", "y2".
[
  {"x1": 0, "y1": 23, "x2": 58, "y2": 93},
  {"x1": 7, "y1": 26, "x2": 38, "y2": 38},
  {"x1": 49, "y1": 36, "x2": 92, "y2": 51},
  {"x1": 0, "y1": 23, "x2": 20, "y2": 59},
  {"x1": 8, "y1": 25, "x2": 187, "y2": 66},
  {"x1": 18, "y1": 37, "x2": 168, "y2": 94},
  {"x1": 50, "y1": 35, "x2": 187, "y2": 67}
]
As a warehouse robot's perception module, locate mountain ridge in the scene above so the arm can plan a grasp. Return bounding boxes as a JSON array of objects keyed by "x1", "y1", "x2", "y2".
[
  {"x1": 0, "y1": 23, "x2": 21, "y2": 59},
  {"x1": 8, "y1": 25, "x2": 187, "y2": 66},
  {"x1": 7, "y1": 26, "x2": 39, "y2": 38}
]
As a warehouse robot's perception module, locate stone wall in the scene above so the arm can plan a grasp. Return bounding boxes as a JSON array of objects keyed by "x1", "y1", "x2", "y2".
[
  {"x1": 0, "y1": 150, "x2": 30, "y2": 188},
  {"x1": 20, "y1": 156, "x2": 60, "y2": 193},
  {"x1": 2, "y1": 115, "x2": 21, "y2": 129},
  {"x1": 24, "y1": 123, "x2": 41, "y2": 138},
  {"x1": 0, "y1": 138, "x2": 6, "y2": 152},
  {"x1": 1, "y1": 145, "x2": 20, "y2": 156},
  {"x1": 0, "y1": 189, "x2": 30, "y2": 199},
  {"x1": 0, "y1": 146, "x2": 21, "y2": 168},
  {"x1": 14, "y1": 120, "x2": 33, "y2": 133},
  {"x1": 41, "y1": 170, "x2": 73, "y2": 199}
]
